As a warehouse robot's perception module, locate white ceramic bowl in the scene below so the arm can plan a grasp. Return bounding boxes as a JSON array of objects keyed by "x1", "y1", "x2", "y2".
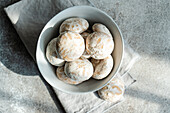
[{"x1": 36, "y1": 6, "x2": 124, "y2": 93}]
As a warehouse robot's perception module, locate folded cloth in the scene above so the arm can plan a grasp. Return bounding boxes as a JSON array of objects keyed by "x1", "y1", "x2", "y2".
[{"x1": 4, "y1": 0, "x2": 140, "y2": 112}]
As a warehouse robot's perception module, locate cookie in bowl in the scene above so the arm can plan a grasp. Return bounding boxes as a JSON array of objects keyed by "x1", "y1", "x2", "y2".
[
  {"x1": 46, "y1": 38, "x2": 65, "y2": 66},
  {"x1": 56, "y1": 66, "x2": 82, "y2": 85},
  {"x1": 59, "y1": 17, "x2": 89, "y2": 34},
  {"x1": 91, "y1": 55, "x2": 113, "y2": 79},
  {"x1": 81, "y1": 32, "x2": 91, "y2": 59},
  {"x1": 92, "y1": 23, "x2": 112, "y2": 38},
  {"x1": 56, "y1": 31, "x2": 85, "y2": 61},
  {"x1": 86, "y1": 32, "x2": 114, "y2": 59},
  {"x1": 64, "y1": 58, "x2": 93, "y2": 82}
]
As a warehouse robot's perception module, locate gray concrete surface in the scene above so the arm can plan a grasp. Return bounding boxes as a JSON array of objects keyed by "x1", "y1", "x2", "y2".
[{"x1": 0, "y1": 0, "x2": 170, "y2": 113}]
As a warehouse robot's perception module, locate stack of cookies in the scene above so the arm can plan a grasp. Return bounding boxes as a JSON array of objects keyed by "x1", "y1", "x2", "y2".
[{"x1": 46, "y1": 17, "x2": 124, "y2": 102}]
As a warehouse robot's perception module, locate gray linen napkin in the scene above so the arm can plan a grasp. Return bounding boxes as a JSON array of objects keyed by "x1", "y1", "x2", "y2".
[{"x1": 4, "y1": 0, "x2": 140, "y2": 112}]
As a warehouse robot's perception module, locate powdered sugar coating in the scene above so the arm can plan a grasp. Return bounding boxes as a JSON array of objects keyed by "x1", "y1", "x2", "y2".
[
  {"x1": 46, "y1": 38, "x2": 65, "y2": 66},
  {"x1": 86, "y1": 32, "x2": 114, "y2": 59},
  {"x1": 56, "y1": 66, "x2": 82, "y2": 85},
  {"x1": 91, "y1": 55, "x2": 113, "y2": 79},
  {"x1": 98, "y1": 78, "x2": 125, "y2": 102},
  {"x1": 92, "y1": 23, "x2": 112, "y2": 37},
  {"x1": 59, "y1": 18, "x2": 89, "y2": 34},
  {"x1": 64, "y1": 58, "x2": 93, "y2": 81},
  {"x1": 56, "y1": 31, "x2": 85, "y2": 61},
  {"x1": 81, "y1": 32, "x2": 91, "y2": 58}
]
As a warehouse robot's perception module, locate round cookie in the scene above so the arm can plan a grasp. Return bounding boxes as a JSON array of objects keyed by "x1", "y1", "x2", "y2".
[
  {"x1": 81, "y1": 32, "x2": 91, "y2": 58},
  {"x1": 92, "y1": 23, "x2": 112, "y2": 37},
  {"x1": 56, "y1": 31, "x2": 85, "y2": 61},
  {"x1": 59, "y1": 18, "x2": 89, "y2": 34},
  {"x1": 46, "y1": 38, "x2": 65, "y2": 66},
  {"x1": 56, "y1": 66, "x2": 82, "y2": 85},
  {"x1": 98, "y1": 78, "x2": 125, "y2": 102},
  {"x1": 86, "y1": 32, "x2": 114, "y2": 59},
  {"x1": 91, "y1": 55, "x2": 113, "y2": 79},
  {"x1": 64, "y1": 58, "x2": 93, "y2": 81}
]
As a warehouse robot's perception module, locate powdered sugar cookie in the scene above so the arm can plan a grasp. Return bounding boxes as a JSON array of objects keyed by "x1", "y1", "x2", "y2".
[
  {"x1": 56, "y1": 31, "x2": 85, "y2": 61},
  {"x1": 98, "y1": 78, "x2": 125, "y2": 102},
  {"x1": 56, "y1": 66, "x2": 82, "y2": 85},
  {"x1": 91, "y1": 55, "x2": 113, "y2": 79},
  {"x1": 60, "y1": 18, "x2": 89, "y2": 34},
  {"x1": 46, "y1": 38, "x2": 65, "y2": 66},
  {"x1": 92, "y1": 23, "x2": 112, "y2": 37},
  {"x1": 64, "y1": 58, "x2": 93, "y2": 81},
  {"x1": 81, "y1": 32, "x2": 91, "y2": 58},
  {"x1": 86, "y1": 32, "x2": 114, "y2": 59}
]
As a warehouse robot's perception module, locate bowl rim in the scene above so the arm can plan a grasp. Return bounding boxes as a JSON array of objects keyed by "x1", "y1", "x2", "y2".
[{"x1": 36, "y1": 5, "x2": 124, "y2": 94}]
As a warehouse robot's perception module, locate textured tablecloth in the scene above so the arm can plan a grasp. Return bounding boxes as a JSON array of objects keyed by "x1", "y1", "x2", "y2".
[{"x1": 4, "y1": 0, "x2": 140, "y2": 112}]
